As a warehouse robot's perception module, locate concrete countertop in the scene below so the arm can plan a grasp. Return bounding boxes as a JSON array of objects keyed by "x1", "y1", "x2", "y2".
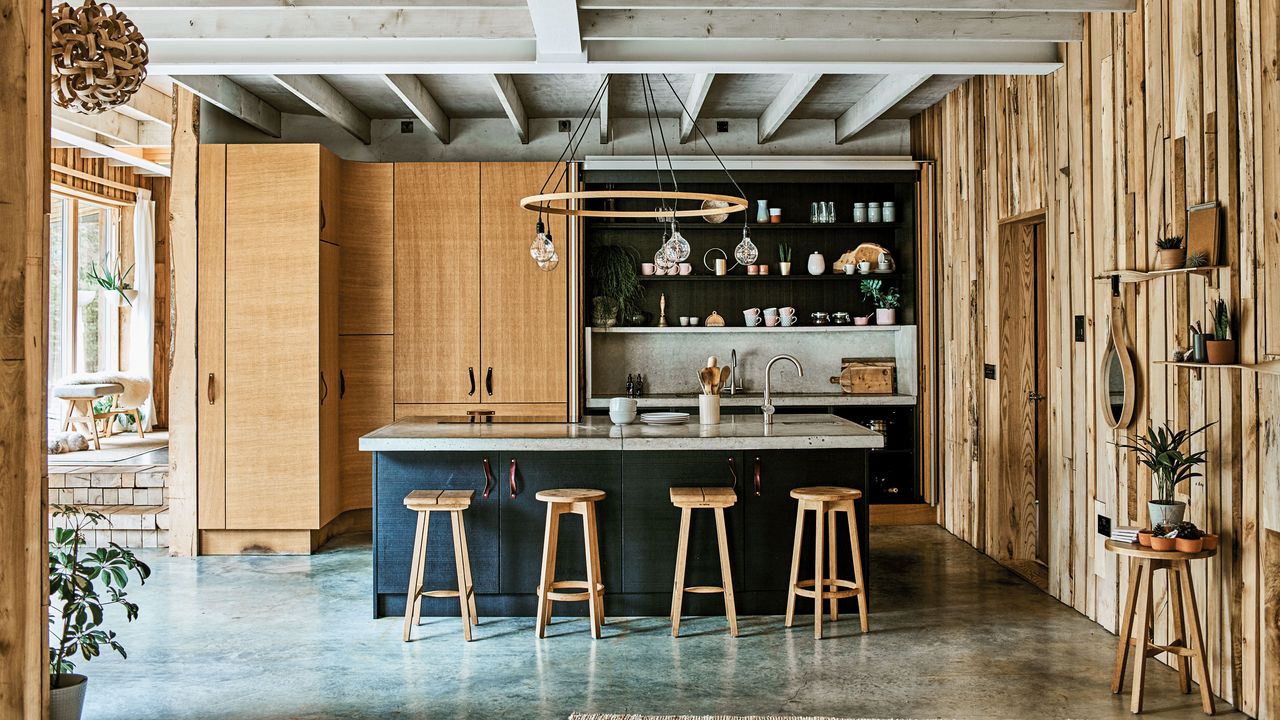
[
  {"x1": 359, "y1": 413, "x2": 885, "y2": 452},
  {"x1": 585, "y1": 392, "x2": 917, "y2": 409}
]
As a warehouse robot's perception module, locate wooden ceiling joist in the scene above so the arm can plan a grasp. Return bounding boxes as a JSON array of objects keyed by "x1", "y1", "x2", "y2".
[
  {"x1": 272, "y1": 74, "x2": 372, "y2": 144},
  {"x1": 757, "y1": 73, "x2": 821, "y2": 143},
  {"x1": 53, "y1": 107, "x2": 143, "y2": 146},
  {"x1": 50, "y1": 127, "x2": 171, "y2": 176},
  {"x1": 171, "y1": 75, "x2": 282, "y2": 137},
  {"x1": 489, "y1": 73, "x2": 529, "y2": 144},
  {"x1": 678, "y1": 72, "x2": 715, "y2": 144},
  {"x1": 577, "y1": 0, "x2": 1133, "y2": 9},
  {"x1": 382, "y1": 74, "x2": 451, "y2": 144},
  {"x1": 834, "y1": 72, "x2": 929, "y2": 143},
  {"x1": 114, "y1": 83, "x2": 174, "y2": 127}
]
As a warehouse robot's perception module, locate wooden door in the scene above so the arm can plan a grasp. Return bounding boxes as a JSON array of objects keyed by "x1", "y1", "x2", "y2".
[
  {"x1": 1032, "y1": 223, "x2": 1050, "y2": 564},
  {"x1": 319, "y1": 148, "x2": 341, "y2": 245},
  {"x1": 319, "y1": 240, "x2": 341, "y2": 526},
  {"x1": 339, "y1": 335, "x2": 393, "y2": 512},
  {"x1": 394, "y1": 163, "x2": 481, "y2": 404},
  {"x1": 339, "y1": 161, "x2": 393, "y2": 335},
  {"x1": 479, "y1": 163, "x2": 568, "y2": 405},
  {"x1": 224, "y1": 144, "x2": 321, "y2": 529},
  {"x1": 197, "y1": 145, "x2": 227, "y2": 529}
]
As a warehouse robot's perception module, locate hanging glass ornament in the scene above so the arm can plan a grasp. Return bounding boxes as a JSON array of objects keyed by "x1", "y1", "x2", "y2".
[{"x1": 734, "y1": 226, "x2": 759, "y2": 266}]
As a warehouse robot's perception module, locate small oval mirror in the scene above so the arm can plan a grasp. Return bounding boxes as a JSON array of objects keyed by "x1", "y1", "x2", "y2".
[
  {"x1": 1098, "y1": 299, "x2": 1137, "y2": 429},
  {"x1": 1101, "y1": 346, "x2": 1125, "y2": 426}
]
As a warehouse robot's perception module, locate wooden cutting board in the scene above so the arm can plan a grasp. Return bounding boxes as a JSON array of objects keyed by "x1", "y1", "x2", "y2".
[{"x1": 829, "y1": 358, "x2": 896, "y2": 394}]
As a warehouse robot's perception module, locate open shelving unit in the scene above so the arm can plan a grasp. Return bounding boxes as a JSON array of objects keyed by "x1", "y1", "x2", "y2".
[
  {"x1": 1154, "y1": 360, "x2": 1280, "y2": 375},
  {"x1": 1094, "y1": 265, "x2": 1228, "y2": 285},
  {"x1": 590, "y1": 325, "x2": 909, "y2": 334}
]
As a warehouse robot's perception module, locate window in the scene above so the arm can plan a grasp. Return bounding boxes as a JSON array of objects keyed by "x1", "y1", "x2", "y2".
[{"x1": 48, "y1": 193, "x2": 121, "y2": 419}]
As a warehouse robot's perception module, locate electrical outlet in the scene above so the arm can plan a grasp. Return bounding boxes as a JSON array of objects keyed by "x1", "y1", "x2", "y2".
[
  {"x1": 983, "y1": 364, "x2": 996, "y2": 380},
  {"x1": 1074, "y1": 315, "x2": 1086, "y2": 342},
  {"x1": 558, "y1": 120, "x2": 571, "y2": 133},
  {"x1": 400, "y1": 121, "x2": 414, "y2": 134},
  {"x1": 1097, "y1": 513, "x2": 1112, "y2": 537},
  {"x1": 716, "y1": 120, "x2": 729, "y2": 133}
]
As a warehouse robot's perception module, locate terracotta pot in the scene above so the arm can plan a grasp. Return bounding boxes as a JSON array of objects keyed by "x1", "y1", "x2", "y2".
[
  {"x1": 1150, "y1": 535, "x2": 1176, "y2": 552},
  {"x1": 1205, "y1": 339, "x2": 1237, "y2": 365},
  {"x1": 1201, "y1": 533, "x2": 1219, "y2": 551},
  {"x1": 1154, "y1": 247, "x2": 1186, "y2": 270},
  {"x1": 1175, "y1": 536, "x2": 1204, "y2": 553},
  {"x1": 1137, "y1": 529, "x2": 1154, "y2": 547}
]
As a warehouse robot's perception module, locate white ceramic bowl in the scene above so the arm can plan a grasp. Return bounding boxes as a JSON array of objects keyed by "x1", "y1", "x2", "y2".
[{"x1": 609, "y1": 408, "x2": 637, "y2": 425}]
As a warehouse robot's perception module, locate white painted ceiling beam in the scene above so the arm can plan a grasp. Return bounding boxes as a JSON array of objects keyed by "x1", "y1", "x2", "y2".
[
  {"x1": 580, "y1": 9, "x2": 1082, "y2": 41},
  {"x1": 757, "y1": 73, "x2": 821, "y2": 144},
  {"x1": 678, "y1": 72, "x2": 714, "y2": 144},
  {"x1": 526, "y1": 0, "x2": 585, "y2": 62},
  {"x1": 171, "y1": 75, "x2": 282, "y2": 137},
  {"x1": 124, "y1": 7, "x2": 532, "y2": 39},
  {"x1": 273, "y1": 74, "x2": 372, "y2": 144},
  {"x1": 114, "y1": 83, "x2": 173, "y2": 127},
  {"x1": 53, "y1": 107, "x2": 142, "y2": 145},
  {"x1": 382, "y1": 74, "x2": 451, "y2": 144},
  {"x1": 489, "y1": 73, "x2": 529, "y2": 144},
  {"x1": 50, "y1": 127, "x2": 171, "y2": 176},
  {"x1": 598, "y1": 74, "x2": 610, "y2": 144},
  {"x1": 579, "y1": 0, "x2": 1130, "y2": 10},
  {"x1": 146, "y1": 39, "x2": 1062, "y2": 76},
  {"x1": 835, "y1": 73, "x2": 929, "y2": 144}
]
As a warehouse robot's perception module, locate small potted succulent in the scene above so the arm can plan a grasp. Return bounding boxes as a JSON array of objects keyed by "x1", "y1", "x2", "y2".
[
  {"x1": 777, "y1": 242, "x2": 792, "y2": 276},
  {"x1": 49, "y1": 505, "x2": 151, "y2": 720},
  {"x1": 860, "y1": 279, "x2": 901, "y2": 326},
  {"x1": 84, "y1": 254, "x2": 136, "y2": 307},
  {"x1": 1154, "y1": 236, "x2": 1185, "y2": 270},
  {"x1": 1206, "y1": 299, "x2": 1237, "y2": 364},
  {"x1": 1172, "y1": 521, "x2": 1205, "y2": 553},
  {"x1": 1116, "y1": 422, "x2": 1212, "y2": 527}
]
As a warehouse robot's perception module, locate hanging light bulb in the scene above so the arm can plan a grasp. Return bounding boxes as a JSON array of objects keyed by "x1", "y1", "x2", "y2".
[
  {"x1": 538, "y1": 251, "x2": 560, "y2": 272},
  {"x1": 654, "y1": 225, "x2": 677, "y2": 272},
  {"x1": 530, "y1": 219, "x2": 556, "y2": 267},
  {"x1": 734, "y1": 226, "x2": 758, "y2": 266},
  {"x1": 666, "y1": 220, "x2": 691, "y2": 262}
]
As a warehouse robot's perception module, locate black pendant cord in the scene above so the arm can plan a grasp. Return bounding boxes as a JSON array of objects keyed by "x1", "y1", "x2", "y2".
[
  {"x1": 645, "y1": 74, "x2": 681, "y2": 221},
  {"x1": 640, "y1": 74, "x2": 666, "y2": 198},
  {"x1": 535, "y1": 73, "x2": 613, "y2": 222},
  {"x1": 659, "y1": 73, "x2": 749, "y2": 230}
]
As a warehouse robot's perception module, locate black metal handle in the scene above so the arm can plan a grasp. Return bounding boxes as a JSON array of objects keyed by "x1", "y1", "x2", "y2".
[
  {"x1": 727, "y1": 456, "x2": 738, "y2": 489},
  {"x1": 319, "y1": 372, "x2": 328, "y2": 404},
  {"x1": 509, "y1": 458, "x2": 519, "y2": 498},
  {"x1": 481, "y1": 457, "x2": 494, "y2": 499},
  {"x1": 468, "y1": 367, "x2": 476, "y2": 397},
  {"x1": 485, "y1": 367, "x2": 493, "y2": 397},
  {"x1": 207, "y1": 373, "x2": 215, "y2": 405},
  {"x1": 753, "y1": 456, "x2": 762, "y2": 497},
  {"x1": 339, "y1": 370, "x2": 346, "y2": 399}
]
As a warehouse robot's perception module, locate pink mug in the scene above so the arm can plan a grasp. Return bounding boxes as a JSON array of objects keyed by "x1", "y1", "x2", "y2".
[
  {"x1": 678, "y1": 262, "x2": 693, "y2": 275},
  {"x1": 641, "y1": 263, "x2": 655, "y2": 276},
  {"x1": 764, "y1": 316, "x2": 780, "y2": 327}
]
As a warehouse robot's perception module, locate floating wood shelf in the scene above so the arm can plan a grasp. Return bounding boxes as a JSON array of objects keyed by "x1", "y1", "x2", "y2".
[
  {"x1": 590, "y1": 325, "x2": 912, "y2": 334},
  {"x1": 1093, "y1": 266, "x2": 1228, "y2": 283},
  {"x1": 638, "y1": 272, "x2": 900, "y2": 282},
  {"x1": 1154, "y1": 360, "x2": 1280, "y2": 375},
  {"x1": 588, "y1": 221, "x2": 901, "y2": 230}
]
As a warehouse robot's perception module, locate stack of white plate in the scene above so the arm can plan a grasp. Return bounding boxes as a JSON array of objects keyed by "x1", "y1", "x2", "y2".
[{"x1": 639, "y1": 412, "x2": 691, "y2": 425}]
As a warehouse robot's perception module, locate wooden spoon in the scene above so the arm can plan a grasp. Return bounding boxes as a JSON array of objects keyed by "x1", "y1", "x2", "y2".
[
  {"x1": 698, "y1": 367, "x2": 718, "y2": 395},
  {"x1": 715, "y1": 366, "x2": 731, "y2": 394}
]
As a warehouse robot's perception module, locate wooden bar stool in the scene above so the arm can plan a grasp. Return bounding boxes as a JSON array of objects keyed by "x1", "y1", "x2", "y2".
[
  {"x1": 535, "y1": 488, "x2": 606, "y2": 639},
  {"x1": 1107, "y1": 539, "x2": 1217, "y2": 715},
  {"x1": 402, "y1": 489, "x2": 478, "y2": 642},
  {"x1": 669, "y1": 486, "x2": 738, "y2": 638},
  {"x1": 785, "y1": 486, "x2": 868, "y2": 639}
]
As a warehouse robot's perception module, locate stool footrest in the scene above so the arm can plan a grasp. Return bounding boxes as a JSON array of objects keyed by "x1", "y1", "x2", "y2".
[
  {"x1": 793, "y1": 578, "x2": 863, "y2": 600},
  {"x1": 419, "y1": 588, "x2": 473, "y2": 599},
  {"x1": 683, "y1": 585, "x2": 725, "y2": 594},
  {"x1": 540, "y1": 580, "x2": 605, "y2": 602}
]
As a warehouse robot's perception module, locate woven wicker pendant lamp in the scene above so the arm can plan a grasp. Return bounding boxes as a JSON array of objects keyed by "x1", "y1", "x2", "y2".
[{"x1": 51, "y1": 0, "x2": 149, "y2": 114}]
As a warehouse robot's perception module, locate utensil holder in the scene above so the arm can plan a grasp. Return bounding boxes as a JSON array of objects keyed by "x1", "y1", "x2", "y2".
[{"x1": 699, "y1": 394, "x2": 721, "y2": 425}]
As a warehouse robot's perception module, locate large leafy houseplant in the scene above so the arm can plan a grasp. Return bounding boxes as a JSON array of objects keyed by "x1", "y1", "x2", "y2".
[
  {"x1": 1115, "y1": 422, "x2": 1212, "y2": 527},
  {"x1": 588, "y1": 243, "x2": 644, "y2": 326},
  {"x1": 49, "y1": 505, "x2": 151, "y2": 719}
]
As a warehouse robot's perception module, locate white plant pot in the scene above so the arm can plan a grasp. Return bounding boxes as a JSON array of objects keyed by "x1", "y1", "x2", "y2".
[
  {"x1": 1148, "y1": 501, "x2": 1186, "y2": 528},
  {"x1": 875, "y1": 308, "x2": 897, "y2": 325},
  {"x1": 50, "y1": 674, "x2": 87, "y2": 720},
  {"x1": 778, "y1": 262, "x2": 792, "y2": 276}
]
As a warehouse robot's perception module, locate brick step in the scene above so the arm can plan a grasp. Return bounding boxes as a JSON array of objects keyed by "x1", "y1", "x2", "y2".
[
  {"x1": 48, "y1": 465, "x2": 167, "y2": 507},
  {"x1": 49, "y1": 504, "x2": 169, "y2": 549}
]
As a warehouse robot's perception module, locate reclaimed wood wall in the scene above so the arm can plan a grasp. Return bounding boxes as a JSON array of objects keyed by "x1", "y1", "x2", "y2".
[{"x1": 912, "y1": 2, "x2": 1280, "y2": 716}]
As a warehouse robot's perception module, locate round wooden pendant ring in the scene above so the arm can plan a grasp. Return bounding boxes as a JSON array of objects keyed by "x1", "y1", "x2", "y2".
[
  {"x1": 50, "y1": 0, "x2": 149, "y2": 114},
  {"x1": 520, "y1": 190, "x2": 749, "y2": 218}
]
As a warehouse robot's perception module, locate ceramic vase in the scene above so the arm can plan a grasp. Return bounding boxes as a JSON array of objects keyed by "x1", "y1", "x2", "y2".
[
  {"x1": 807, "y1": 252, "x2": 826, "y2": 276},
  {"x1": 756, "y1": 200, "x2": 769, "y2": 224}
]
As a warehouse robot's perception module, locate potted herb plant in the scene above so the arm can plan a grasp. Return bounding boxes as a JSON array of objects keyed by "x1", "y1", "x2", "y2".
[
  {"x1": 860, "y1": 279, "x2": 901, "y2": 325},
  {"x1": 1206, "y1": 299, "x2": 1237, "y2": 364},
  {"x1": 587, "y1": 243, "x2": 644, "y2": 327},
  {"x1": 1154, "y1": 236, "x2": 1185, "y2": 270},
  {"x1": 49, "y1": 505, "x2": 151, "y2": 720},
  {"x1": 777, "y1": 242, "x2": 792, "y2": 276},
  {"x1": 1116, "y1": 422, "x2": 1212, "y2": 528},
  {"x1": 84, "y1": 254, "x2": 136, "y2": 307}
]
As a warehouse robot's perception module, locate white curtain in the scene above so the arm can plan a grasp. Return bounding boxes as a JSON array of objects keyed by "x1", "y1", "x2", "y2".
[{"x1": 129, "y1": 188, "x2": 156, "y2": 432}]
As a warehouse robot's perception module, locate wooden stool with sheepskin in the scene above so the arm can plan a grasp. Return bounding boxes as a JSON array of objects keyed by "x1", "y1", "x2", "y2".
[{"x1": 53, "y1": 373, "x2": 151, "y2": 450}]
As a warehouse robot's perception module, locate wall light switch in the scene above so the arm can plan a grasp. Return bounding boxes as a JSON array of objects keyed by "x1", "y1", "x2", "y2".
[
  {"x1": 1097, "y1": 513, "x2": 1112, "y2": 537},
  {"x1": 558, "y1": 120, "x2": 572, "y2": 133},
  {"x1": 400, "y1": 121, "x2": 414, "y2": 134},
  {"x1": 1075, "y1": 315, "x2": 1086, "y2": 342},
  {"x1": 716, "y1": 120, "x2": 729, "y2": 133},
  {"x1": 983, "y1": 364, "x2": 996, "y2": 380}
]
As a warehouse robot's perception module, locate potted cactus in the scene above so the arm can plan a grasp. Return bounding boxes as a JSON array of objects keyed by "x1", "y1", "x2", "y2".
[
  {"x1": 1154, "y1": 236, "x2": 1186, "y2": 270},
  {"x1": 1206, "y1": 299, "x2": 1237, "y2": 364},
  {"x1": 778, "y1": 242, "x2": 792, "y2": 276},
  {"x1": 1116, "y1": 422, "x2": 1212, "y2": 527}
]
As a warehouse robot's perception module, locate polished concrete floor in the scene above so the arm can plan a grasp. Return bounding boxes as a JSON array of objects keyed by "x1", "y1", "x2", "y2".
[{"x1": 81, "y1": 525, "x2": 1241, "y2": 720}]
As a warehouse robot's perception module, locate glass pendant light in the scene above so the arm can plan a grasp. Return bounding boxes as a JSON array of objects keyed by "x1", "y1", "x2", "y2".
[
  {"x1": 734, "y1": 226, "x2": 758, "y2": 265},
  {"x1": 666, "y1": 219, "x2": 691, "y2": 262},
  {"x1": 529, "y1": 219, "x2": 557, "y2": 272}
]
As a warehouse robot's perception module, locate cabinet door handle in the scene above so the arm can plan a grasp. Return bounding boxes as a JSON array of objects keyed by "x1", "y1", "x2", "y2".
[
  {"x1": 339, "y1": 370, "x2": 346, "y2": 399},
  {"x1": 319, "y1": 371, "x2": 328, "y2": 404},
  {"x1": 727, "y1": 456, "x2": 738, "y2": 490},
  {"x1": 481, "y1": 457, "x2": 494, "y2": 499},
  {"x1": 508, "y1": 457, "x2": 519, "y2": 498},
  {"x1": 468, "y1": 367, "x2": 476, "y2": 397},
  {"x1": 753, "y1": 456, "x2": 762, "y2": 497},
  {"x1": 485, "y1": 367, "x2": 493, "y2": 397},
  {"x1": 207, "y1": 373, "x2": 216, "y2": 405}
]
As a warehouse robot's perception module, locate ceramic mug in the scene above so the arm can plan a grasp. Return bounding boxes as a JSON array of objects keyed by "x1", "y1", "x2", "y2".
[
  {"x1": 747, "y1": 264, "x2": 759, "y2": 275},
  {"x1": 857, "y1": 261, "x2": 872, "y2": 274},
  {"x1": 743, "y1": 308, "x2": 762, "y2": 326},
  {"x1": 678, "y1": 262, "x2": 693, "y2": 275},
  {"x1": 779, "y1": 315, "x2": 798, "y2": 327},
  {"x1": 769, "y1": 208, "x2": 782, "y2": 224},
  {"x1": 844, "y1": 263, "x2": 856, "y2": 275},
  {"x1": 689, "y1": 317, "x2": 699, "y2": 326},
  {"x1": 641, "y1": 263, "x2": 655, "y2": 276},
  {"x1": 780, "y1": 306, "x2": 795, "y2": 317},
  {"x1": 764, "y1": 316, "x2": 780, "y2": 327},
  {"x1": 763, "y1": 307, "x2": 778, "y2": 319},
  {"x1": 679, "y1": 316, "x2": 690, "y2": 326}
]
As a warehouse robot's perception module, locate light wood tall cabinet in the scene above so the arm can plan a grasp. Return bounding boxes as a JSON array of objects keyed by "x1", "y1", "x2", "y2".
[{"x1": 393, "y1": 162, "x2": 567, "y2": 416}]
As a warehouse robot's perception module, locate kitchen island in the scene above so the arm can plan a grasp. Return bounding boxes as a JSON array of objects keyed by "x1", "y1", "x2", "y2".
[{"x1": 360, "y1": 414, "x2": 883, "y2": 618}]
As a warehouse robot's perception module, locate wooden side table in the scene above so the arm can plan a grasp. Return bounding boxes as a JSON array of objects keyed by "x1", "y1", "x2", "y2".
[{"x1": 1106, "y1": 539, "x2": 1217, "y2": 715}]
